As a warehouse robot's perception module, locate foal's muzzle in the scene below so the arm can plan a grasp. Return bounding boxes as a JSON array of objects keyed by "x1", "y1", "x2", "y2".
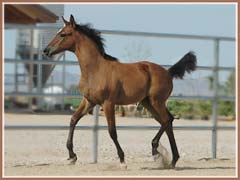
[{"x1": 43, "y1": 47, "x2": 52, "y2": 57}]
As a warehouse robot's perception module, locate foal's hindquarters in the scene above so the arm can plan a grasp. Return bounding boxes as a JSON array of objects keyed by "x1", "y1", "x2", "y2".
[{"x1": 139, "y1": 63, "x2": 179, "y2": 168}]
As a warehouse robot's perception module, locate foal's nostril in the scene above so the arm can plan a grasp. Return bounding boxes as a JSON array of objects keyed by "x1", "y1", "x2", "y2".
[
  {"x1": 43, "y1": 48, "x2": 50, "y2": 57},
  {"x1": 43, "y1": 48, "x2": 48, "y2": 53}
]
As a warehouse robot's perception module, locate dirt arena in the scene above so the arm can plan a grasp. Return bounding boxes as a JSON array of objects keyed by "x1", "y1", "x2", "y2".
[{"x1": 4, "y1": 113, "x2": 236, "y2": 177}]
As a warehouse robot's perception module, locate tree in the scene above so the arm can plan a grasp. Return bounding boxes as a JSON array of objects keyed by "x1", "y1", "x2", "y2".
[
  {"x1": 225, "y1": 71, "x2": 235, "y2": 96},
  {"x1": 207, "y1": 71, "x2": 235, "y2": 117}
]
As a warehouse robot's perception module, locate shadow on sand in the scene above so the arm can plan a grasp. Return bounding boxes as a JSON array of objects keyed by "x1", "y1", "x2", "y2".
[{"x1": 141, "y1": 166, "x2": 235, "y2": 171}]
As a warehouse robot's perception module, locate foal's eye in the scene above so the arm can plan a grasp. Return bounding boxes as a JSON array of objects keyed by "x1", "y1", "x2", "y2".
[
  {"x1": 60, "y1": 34, "x2": 67, "y2": 37},
  {"x1": 60, "y1": 33, "x2": 72, "y2": 37}
]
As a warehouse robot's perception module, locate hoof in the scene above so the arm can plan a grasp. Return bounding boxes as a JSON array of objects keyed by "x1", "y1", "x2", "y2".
[
  {"x1": 170, "y1": 157, "x2": 179, "y2": 169},
  {"x1": 119, "y1": 162, "x2": 127, "y2": 170},
  {"x1": 170, "y1": 161, "x2": 176, "y2": 169},
  {"x1": 153, "y1": 153, "x2": 160, "y2": 162},
  {"x1": 67, "y1": 156, "x2": 77, "y2": 165},
  {"x1": 169, "y1": 164, "x2": 175, "y2": 169}
]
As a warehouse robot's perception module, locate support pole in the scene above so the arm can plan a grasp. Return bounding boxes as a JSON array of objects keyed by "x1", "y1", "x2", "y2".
[
  {"x1": 212, "y1": 39, "x2": 220, "y2": 159},
  {"x1": 14, "y1": 30, "x2": 18, "y2": 93},
  {"x1": 37, "y1": 33, "x2": 43, "y2": 109},
  {"x1": 62, "y1": 53, "x2": 66, "y2": 111},
  {"x1": 28, "y1": 29, "x2": 34, "y2": 110},
  {"x1": 92, "y1": 105, "x2": 99, "y2": 163}
]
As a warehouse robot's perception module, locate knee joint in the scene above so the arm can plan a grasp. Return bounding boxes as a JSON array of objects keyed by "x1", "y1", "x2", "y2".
[{"x1": 70, "y1": 117, "x2": 78, "y2": 127}]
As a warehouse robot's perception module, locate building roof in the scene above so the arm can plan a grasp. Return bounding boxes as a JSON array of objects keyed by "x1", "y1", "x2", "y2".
[{"x1": 5, "y1": 4, "x2": 58, "y2": 24}]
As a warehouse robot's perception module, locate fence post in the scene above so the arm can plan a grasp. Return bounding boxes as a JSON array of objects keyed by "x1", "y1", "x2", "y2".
[
  {"x1": 14, "y1": 31, "x2": 18, "y2": 94},
  {"x1": 62, "y1": 53, "x2": 66, "y2": 110},
  {"x1": 212, "y1": 39, "x2": 220, "y2": 159},
  {"x1": 28, "y1": 29, "x2": 34, "y2": 110},
  {"x1": 37, "y1": 33, "x2": 43, "y2": 109},
  {"x1": 92, "y1": 105, "x2": 99, "y2": 163}
]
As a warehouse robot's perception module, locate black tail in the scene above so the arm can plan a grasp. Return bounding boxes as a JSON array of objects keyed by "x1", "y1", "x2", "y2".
[{"x1": 168, "y1": 51, "x2": 197, "y2": 79}]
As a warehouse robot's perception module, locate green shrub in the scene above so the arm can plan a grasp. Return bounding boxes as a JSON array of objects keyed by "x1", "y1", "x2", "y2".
[
  {"x1": 167, "y1": 100, "x2": 194, "y2": 119},
  {"x1": 218, "y1": 101, "x2": 235, "y2": 116},
  {"x1": 194, "y1": 100, "x2": 212, "y2": 120},
  {"x1": 64, "y1": 98, "x2": 82, "y2": 109},
  {"x1": 167, "y1": 99, "x2": 235, "y2": 120}
]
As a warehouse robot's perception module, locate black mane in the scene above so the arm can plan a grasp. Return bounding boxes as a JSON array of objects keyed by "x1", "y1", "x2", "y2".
[{"x1": 75, "y1": 24, "x2": 118, "y2": 61}]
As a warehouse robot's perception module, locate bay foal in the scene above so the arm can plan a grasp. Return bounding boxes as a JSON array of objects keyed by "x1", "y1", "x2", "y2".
[{"x1": 44, "y1": 15, "x2": 197, "y2": 168}]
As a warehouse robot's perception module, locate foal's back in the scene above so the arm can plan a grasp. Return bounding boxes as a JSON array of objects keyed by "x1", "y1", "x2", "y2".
[{"x1": 104, "y1": 60, "x2": 173, "y2": 104}]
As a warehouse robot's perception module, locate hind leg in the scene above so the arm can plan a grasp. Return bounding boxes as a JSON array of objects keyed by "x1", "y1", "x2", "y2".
[
  {"x1": 150, "y1": 99, "x2": 172, "y2": 157},
  {"x1": 151, "y1": 100, "x2": 180, "y2": 168},
  {"x1": 141, "y1": 97, "x2": 179, "y2": 167},
  {"x1": 141, "y1": 98, "x2": 169, "y2": 155},
  {"x1": 165, "y1": 110, "x2": 180, "y2": 168}
]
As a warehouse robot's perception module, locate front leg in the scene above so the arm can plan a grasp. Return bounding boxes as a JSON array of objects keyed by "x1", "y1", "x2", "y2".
[
  {"x1": 102, "y1": 101, "x2": 126, "y2": 166},
  {"x1": 67, "y1": 98, "x2": 95, "y2": 164}
]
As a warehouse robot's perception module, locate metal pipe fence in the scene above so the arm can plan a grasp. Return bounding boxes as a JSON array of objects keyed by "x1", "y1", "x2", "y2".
[
  {"x1": 5, "y1": 125, "x2": 235, "y2": 131},
  {"x1": 4, "y1": 24, "x2": 236, "y2": 162},
  {"x1": 4, "y1": 91, "x2": 235, "y2": 101}
]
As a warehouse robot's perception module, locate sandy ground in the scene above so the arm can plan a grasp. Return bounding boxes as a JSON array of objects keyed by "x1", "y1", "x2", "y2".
[{"x1": 4, "y1": 113, "x2": 237, "y2": 177}]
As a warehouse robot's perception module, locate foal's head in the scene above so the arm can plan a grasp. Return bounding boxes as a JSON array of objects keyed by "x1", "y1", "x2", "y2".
[
  {"x1": 43, "y1": 15, "x2": 77, "y2": 57},
  {"x1": 44, "y1": 15, "x2": 118, "y2": 61}
]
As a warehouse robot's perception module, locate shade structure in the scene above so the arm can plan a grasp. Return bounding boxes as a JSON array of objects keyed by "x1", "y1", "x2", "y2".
[
  {"x1": 5, "y1": 4, "x2": 60, "y2": 87},
  {"x1": 5, "y1": 4, "x2": 58, "y2": 24}
]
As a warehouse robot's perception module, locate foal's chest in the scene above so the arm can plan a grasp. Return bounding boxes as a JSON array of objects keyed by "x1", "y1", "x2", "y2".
[{"x1": 79, "y1": 80, "x2": 106, "y2": 104}]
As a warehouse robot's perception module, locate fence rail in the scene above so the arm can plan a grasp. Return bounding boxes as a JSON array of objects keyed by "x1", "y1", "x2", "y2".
[
  {"x1": 4, "y1": 92, "x2": 235, "y2": 101},
  {"x1": 5, "y1": 23, "x2": 235, "y2": 41},
  {"x1": 4, "y1": 24, "x2": 236, "y2": 162},
  {"x1": 5, "y1": 58, "x2": 236, "y2": 71},
  {"x1": 5, "y1": 125, "x2": 235, "y2": 131}
]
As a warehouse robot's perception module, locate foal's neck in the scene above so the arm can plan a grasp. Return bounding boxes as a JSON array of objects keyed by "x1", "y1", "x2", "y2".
[{"x1": 74, "y1": 35, "x2": 104, "y2": 80}]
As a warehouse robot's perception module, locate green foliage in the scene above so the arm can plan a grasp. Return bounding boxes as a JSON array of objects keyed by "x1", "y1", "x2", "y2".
[
  {"x1": 167, "y1": 99, "x2": 235, "y2": 120},
  {"x1": 167, "y1": 100, "x2": 211, "y2": 119},
  {"x1": 167, "y1": 100, "x2": 194, "y2": 119},
  {"x1": 64, "y1": 84, "x2": 82, "y2": 109},
  {"x1": 194, "y1": 100, "x2": 212, "y2": 120},
  {"x1": 218, "y1": 101, "x2": 235, "y2": 116},
  {"x1": 199, "y1": 71, "x2": 236, "y2": 119},
  {"x1": 225, "y1": 71, "x2": 235, "y2": 96},
  {"x1": 64, "y1": 98, "x2": 82, "y2": 109}
]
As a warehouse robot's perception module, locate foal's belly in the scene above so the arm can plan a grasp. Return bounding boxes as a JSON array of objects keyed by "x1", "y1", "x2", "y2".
[
  {"x1": 115, "y1": 95, "x2": 145, "y2": 105},
  {"x1": 114, "y1": 82, "x2": 148, "y2": 105}
]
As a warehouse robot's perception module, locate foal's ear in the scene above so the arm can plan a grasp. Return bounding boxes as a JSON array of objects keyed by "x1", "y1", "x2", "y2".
[
  {"x1": 62, "y1": 16, "x2": 69, "y2": 26},
  {"x1": 70, "y1": 14, "x2": 76, "y2": 28}
]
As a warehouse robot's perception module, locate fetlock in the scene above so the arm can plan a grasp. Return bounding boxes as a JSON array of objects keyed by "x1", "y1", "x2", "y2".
[{"x1": 152, "y1": 141, "x2": 159, "y2": 156}]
